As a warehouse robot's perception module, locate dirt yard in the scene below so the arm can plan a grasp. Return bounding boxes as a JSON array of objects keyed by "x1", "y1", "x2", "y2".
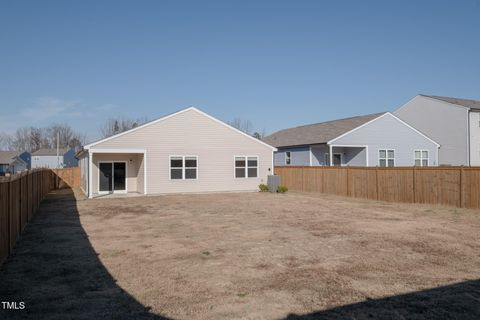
[{"x1": 1, "y1": 189, "x2": 480, "y2": 319}]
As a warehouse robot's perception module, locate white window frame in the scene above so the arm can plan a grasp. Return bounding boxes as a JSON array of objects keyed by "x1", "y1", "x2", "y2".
[
  {"x1": 285, "y1": 151, "x2": 291, "y2": 165},
  {"x1": 414, "y1": 150, "x2": 429, "y2": 167},
  {"x1": 169, "y1": 155, "x2": 198, "y2": 180},
  {"x1": 234, "y1": 155, "x2": 259, "y2": 178},
  {"x1": 378, "y1": 149, "x2": 395, "y2": 167}
]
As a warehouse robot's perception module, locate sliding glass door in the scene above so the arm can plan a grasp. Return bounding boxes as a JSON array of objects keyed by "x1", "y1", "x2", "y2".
[{"x1": 99, "y1": 162, "x2": 126, "y2": 193}]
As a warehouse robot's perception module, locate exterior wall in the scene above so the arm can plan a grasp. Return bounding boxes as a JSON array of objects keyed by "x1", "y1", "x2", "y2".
[
  {"x1": 32, "y1": 155, "x2": 64, "y2": 169},
  {"x1": 331, "y1": 113, "x2": 439, "y2": 166},
  {"x1": 11, "y1": 159, "x2": 27, "y2": 173},
  {"x1": 469, "y1": 111, "x2": 480, "y2": 166},
  {"x1": 311, "y1": 145, "x2": 327, "y2": 166},
  {"x1": 90, "y1": 109, "x2": 274, "y2": 194},
  {"x1": 91, "y1": 153, "x2": 141, "y2": 194},
  {"x1": 274, "y1": 146, "x2": 310, "y2": 166},
  {"x1": 63, "y1": 149, "x2": 79, "y2": 167},
  {"x1": 395, "y1": 95, "x2": 469, "y2": 165}
]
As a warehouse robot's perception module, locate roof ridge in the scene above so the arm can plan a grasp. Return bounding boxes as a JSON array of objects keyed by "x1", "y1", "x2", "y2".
[{"x1": 275, "y1": 112, "x2": 387, "y2": 132}]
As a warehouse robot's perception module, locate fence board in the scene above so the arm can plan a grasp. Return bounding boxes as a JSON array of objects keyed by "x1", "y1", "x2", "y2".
[
  {"x1": 275, "y1": 166, "x2": 480, "y2": 210},
  {"x1": 0, "y1": 169, "x2": 54, "y2": 266}
]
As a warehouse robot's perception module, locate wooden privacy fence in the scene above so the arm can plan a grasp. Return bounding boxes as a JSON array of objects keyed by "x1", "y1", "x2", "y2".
[
  {"x1": 0, "y1": 169, "x2": 55, "y2": 265},
  {"x1": 52, "y1": 167, "x2": 80, "y2": 189},
  {"x1": 275, "y1": 166, "x2": 480, "y2": 209}
]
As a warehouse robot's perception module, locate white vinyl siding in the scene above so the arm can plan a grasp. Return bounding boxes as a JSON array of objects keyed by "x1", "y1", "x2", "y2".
[{"x1": 90, "y1": 109, "x2": 274, "y2": 194}]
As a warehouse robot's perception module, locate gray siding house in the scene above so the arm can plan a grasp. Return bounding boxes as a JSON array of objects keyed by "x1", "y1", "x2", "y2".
[
  {"x1": 31, "y1": 148, "x2": 78, "y2": 169},
  {"x1": 76, "y1": 107, "x2": 276, "y2": 198},
  {"x1": 264, "y1": 112, "x2": 439, "y2": 167},
  {"x1": 395, "y1": 94, "x2": 480, "y2": 166},
  {"x1": 0, "y1": 151, "x2": 28, "y2": 175}
]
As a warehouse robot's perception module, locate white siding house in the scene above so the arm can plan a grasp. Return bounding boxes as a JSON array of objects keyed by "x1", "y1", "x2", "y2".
[
  {"x1": 264, "y1": 112, "x2": 439, "y2": 167},
  {"x1": 77, "y1": 107, "x2": 276, "y2": 198}
]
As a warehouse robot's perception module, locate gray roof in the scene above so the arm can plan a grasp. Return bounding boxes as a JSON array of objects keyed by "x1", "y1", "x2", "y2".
[
  {"x1": 32, "y1": 148, "x2": 69, "y2": 156},
  {"x1": 0, "y1": 151, "x2": 20, "y2": 164},
  {"x1": 263, "y1": 112, "x2": 386, "y2": 148},
  {"x1": 422, "y1": 95, "x2": 480, "y2": 110}
]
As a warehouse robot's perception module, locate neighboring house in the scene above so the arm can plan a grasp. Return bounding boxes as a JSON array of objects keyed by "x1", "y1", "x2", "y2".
[
  {"x1": 263, "y1": 112, "x2": 439, "y2": 167},
  {"x1": 76, "y1": 107, "x2": 276, "y2": 198},
  {"x1": 31, "y1": 148, "x2": 78, "y2": 169},
  {"x1": 0, "y1": 151, "x2": 29, "y2": 175},
  {"x1": 395, "y1": 94, "x2": 480, "y2": 166}
]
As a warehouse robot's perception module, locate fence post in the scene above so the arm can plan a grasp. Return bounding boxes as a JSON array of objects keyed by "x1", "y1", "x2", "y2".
[
  {"x1": 459, "y1": 167, "x2": 464, "y2": 208},
  {"x1": 346, "y1": 167, "x2": 350, "y2": 197},
  {"x1": 375, "y1": 167, "x2": 379, "y2": 200},
  {"x1": 413, "y1": 167, "x2": 416, "y2": 204}
]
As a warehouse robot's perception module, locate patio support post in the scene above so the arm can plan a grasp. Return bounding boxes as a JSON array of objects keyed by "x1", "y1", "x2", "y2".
[
  {"x1": 329, "y1": 144, "x2": 333, "y2": 167},
  {"x1": 88, "y1": 151, "x2": 93, "y2": 199}
]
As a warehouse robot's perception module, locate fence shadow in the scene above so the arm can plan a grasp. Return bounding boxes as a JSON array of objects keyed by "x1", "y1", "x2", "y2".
[
  {"x1": 283, "y1": 279, "x2": 480, "y2": 320},
  {"x1": 0, "y1": 188, "x2": 171, "y2": 319}
]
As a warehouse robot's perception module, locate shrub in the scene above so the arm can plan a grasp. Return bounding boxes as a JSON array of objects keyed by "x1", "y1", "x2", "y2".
[
  {"x1": 258, "y1": 183, "x2": 269, "y2": 192},
  {"x1": 277, "y1": 185, "x2": 288, "y2": 193}
]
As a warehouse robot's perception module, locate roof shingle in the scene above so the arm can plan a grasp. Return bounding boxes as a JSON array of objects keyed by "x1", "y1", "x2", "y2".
[
  {"x1": 263, "y1": 112, "x2": 386, "y2": 148},
  {"x1": 421, "y1": 95, "x2": 480, "y2": 110}
]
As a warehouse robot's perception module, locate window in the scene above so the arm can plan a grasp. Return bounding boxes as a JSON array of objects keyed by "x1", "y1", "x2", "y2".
[
  {"x1": 285, "y1": 152, "x2": 291, "y2": 165},
  {"x1": 414, "y1": 150, "x2": 429, "y2": 166},
  {"x1": 235, "y1": 156, "x2": 258, "y2": 178},
  {"x1": 170, "y1": 156, "x2": 197, "y2": 180},
  {"x1": 379, "y1": 149, "x2": 395, "y2": 167}
]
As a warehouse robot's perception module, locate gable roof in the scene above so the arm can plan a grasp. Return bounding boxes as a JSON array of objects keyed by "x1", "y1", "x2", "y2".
[
  {"x1": 420, "y1": 95, "x2": 480, "y2": 111},
  {"x1": 0, "y1": 151, "x2": 20, "y2": 164},
  {"x1": 84, "y1": 106, "x2": 277, "y2": 151},
  {"x1": 263, "y1": 112, "x2": 387, "y2": 148},
  {"x1": 32, "y1": 148, "x2": 69, "y2": 156}
]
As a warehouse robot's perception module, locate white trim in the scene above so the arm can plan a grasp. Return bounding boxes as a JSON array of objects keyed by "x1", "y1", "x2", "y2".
[
  {"x1": 378, "y1": 148, "x2": 396, "y2": 167},
  {"x1": 97, "y1": 161, "x2": 128, "y2": 194},
  {"x1": 143, "y1": 151, "x2": 147, "y2": 194},
  {"x1": 309, "y1": 146, "x2": 312, "y2": 166},
  {"x1": 329, "y1": 145, "x2": 333, "y2": 167},
  {"x1": 413, "y1": 149, "x2": 429, "y2": 167},
  {"x1": 169, "y1": 155, "x2": 198, "y2": 180},
  {"x1": 327, "y1": 112, "x2": 440, "y2": 147},
  {"x1": 89, "y1": 148, "x2": 146, "y2": 153},
  {"x1": 84, "y1": 107, "x2": 277, "y2": 151},
  {"x1": 234, "y1": 155, "x2": 259, "y2": 178},
  {"x1": 88, "y1": 152, "x2": 92, "y2": 199}
]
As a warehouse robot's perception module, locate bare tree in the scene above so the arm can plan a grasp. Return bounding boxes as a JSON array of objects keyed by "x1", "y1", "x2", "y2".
[
  {"x1": 0, "y1": 132, "x2": 14, "y2": 150},
  {"x1": 47, "y1": 123, "x2": 86, "y2": 149},
  {"x1": 6, "y1": 124, "x2": 86, "y2": 152},
  {"x1": 100, "y1": 117, "x2": 148, "y2": 138},
  {"x1": 228, "y1": 118, "x2": 254, "y2": 134}
]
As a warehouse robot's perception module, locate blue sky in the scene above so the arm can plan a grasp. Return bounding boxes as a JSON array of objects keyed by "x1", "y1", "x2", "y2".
[{"x1": 1, "y1": 0, "x2": 479, "y2": 141}]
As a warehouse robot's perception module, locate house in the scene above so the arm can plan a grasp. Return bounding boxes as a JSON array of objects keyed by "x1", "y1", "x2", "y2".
[
  {"x1": 0, "y1": 151, "x2": 29, "y2": 175},
  {"x1": 76, "y1": 107, "x2": 276, "y2": 198},
  {"x1": 263, "y1": 112, "x2": 439, "y2": 167},
  {"x1": 31, "y1": 148, "x2": 78, "y2": 169},
  {"x1": 395, "y1": 94, "x2": 480, "y2": 166}
]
